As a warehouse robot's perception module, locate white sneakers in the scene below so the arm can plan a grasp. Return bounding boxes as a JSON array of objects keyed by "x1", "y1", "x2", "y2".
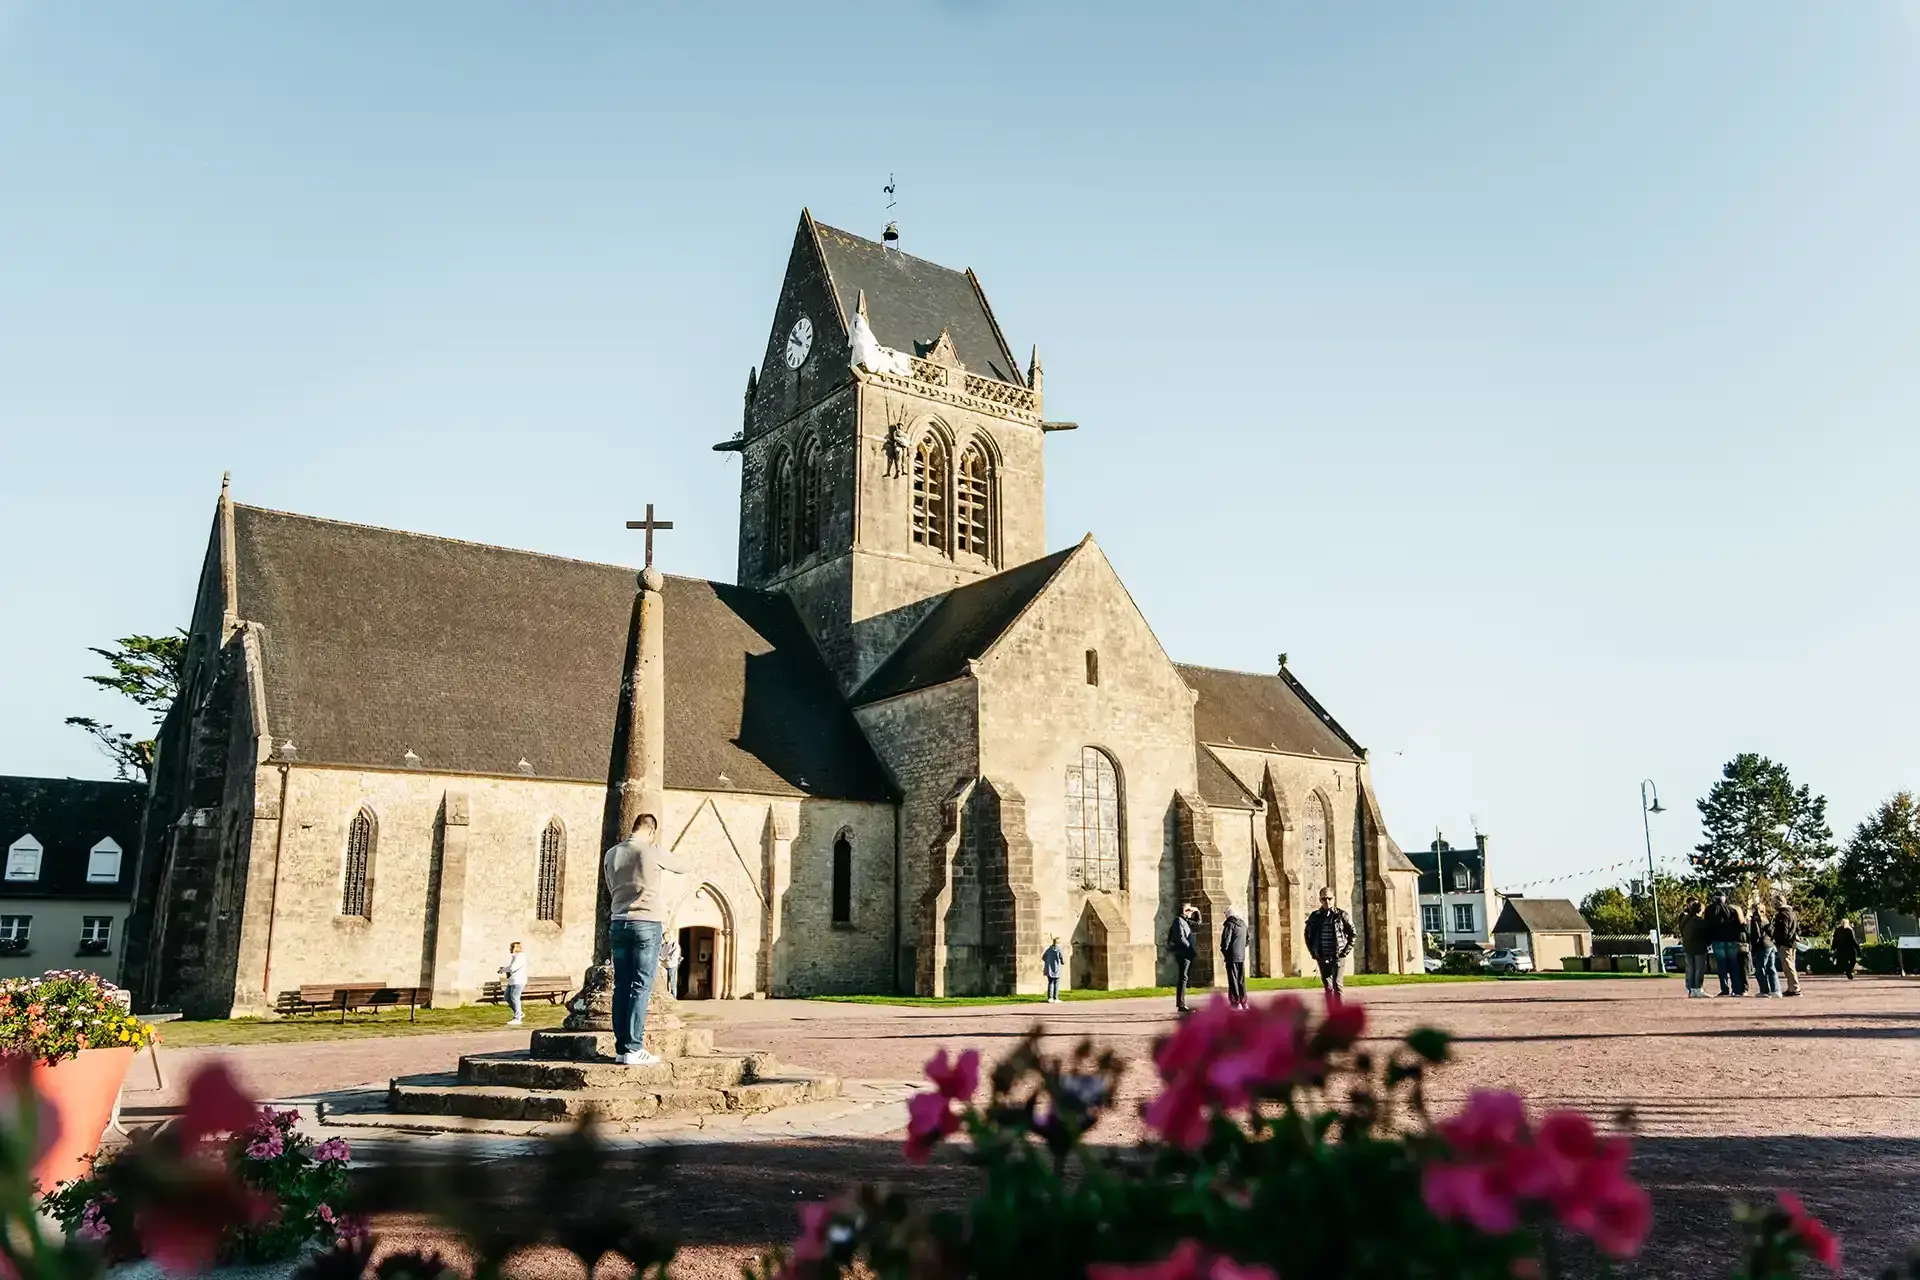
[
  {"x1": 506, "y1": 1017, "x2": 524, "y2": 1026},
  {"x1": 615, "y1": 1049, "x2": 660, "y2": 1066}
]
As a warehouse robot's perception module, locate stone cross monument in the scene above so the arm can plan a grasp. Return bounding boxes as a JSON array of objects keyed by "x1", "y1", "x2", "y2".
[{"x1": 564, "y1": 506, "x2": 679, "y2": 1033}]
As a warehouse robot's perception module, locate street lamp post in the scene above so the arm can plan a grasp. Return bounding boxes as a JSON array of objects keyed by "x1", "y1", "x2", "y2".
[{"x1": 1641, "y1": 780, "x2": 1666, "y2": 953}]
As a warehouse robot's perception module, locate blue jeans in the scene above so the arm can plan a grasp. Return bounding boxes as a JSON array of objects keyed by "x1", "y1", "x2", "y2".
[
  {"x1": 1754, "y1": 946, "x2": 1779, "y2": 995},
  {"x1": 1046, "y1": 976, "x2": 1059, "y2": 1000},
  {"x1": 1711, "y1": 941, "x2": 1743, "y2": 995},
  {"x1": 610, "y1": 919, "x2": 664, "y2": 1056},
  {"x1": 505, "y1": 984, "x2": 524, "y2": 1019},
  {"x1": 1684, "y1": 954, "x2": 1708, "y2": 993}
]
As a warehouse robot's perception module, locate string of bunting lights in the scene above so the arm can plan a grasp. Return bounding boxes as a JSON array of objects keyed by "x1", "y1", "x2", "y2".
[{"x1": 1495, "y1": 850, "x2": 1693, "y2": 897}]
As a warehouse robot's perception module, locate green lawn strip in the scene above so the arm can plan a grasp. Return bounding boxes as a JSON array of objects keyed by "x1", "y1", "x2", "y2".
[
  {"x1": 808, "y1": 970, "x2": 1672, "y2": 1008},
  {"x1": 154, "y1": 1002, "x2": 568, "y2": 1047}
]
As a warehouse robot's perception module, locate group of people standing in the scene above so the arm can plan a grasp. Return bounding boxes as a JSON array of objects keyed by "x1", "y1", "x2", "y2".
[
  {"x1": 1151, "y1": 886, "x2": 1356, "y2": 1013},
  {"x1": 1677, "y1": 892, "x2": 1862, "y2": 997}
]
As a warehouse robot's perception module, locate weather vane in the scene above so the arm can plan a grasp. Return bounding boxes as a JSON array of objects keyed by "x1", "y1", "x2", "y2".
[{"x1": 883, "y1": 173, "x2": 899, "y2": 249}]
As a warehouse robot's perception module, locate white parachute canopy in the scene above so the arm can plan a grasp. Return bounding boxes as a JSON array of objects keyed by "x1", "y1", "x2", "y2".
[{"x1": 849, "y1": 311, "x2": 913, "y2": 377}]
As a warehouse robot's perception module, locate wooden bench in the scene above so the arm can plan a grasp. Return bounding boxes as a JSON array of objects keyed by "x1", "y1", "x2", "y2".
[
  {"x1": 478, "y1": 975, "x2": 572, "y2": 1005},
  {"x1": 279, "y1": 983, "x2": 427, "y2": 1023}
]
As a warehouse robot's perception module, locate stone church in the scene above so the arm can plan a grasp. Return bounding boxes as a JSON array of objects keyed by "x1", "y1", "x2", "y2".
[{"x1": 124, "y1": 212, "x2": 1422, "y2": 1018}]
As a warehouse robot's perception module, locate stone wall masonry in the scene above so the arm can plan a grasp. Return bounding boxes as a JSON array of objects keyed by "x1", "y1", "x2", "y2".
[
  {"x1": 220, "y1": 765, "x2": 897, "y2": 1016},
  {"x1": 1173, "y1": 792, "x2": 1230, "y2": 990},
  {"x1": 974, "y1": 541, "x2": 1197, "y2": 991},
  {"x1": 854, "y1": 681, "x2": 980, "y2": 991},
  {"x1": 1209, "y1": 746, "x2": 1420, "y2": 976}
]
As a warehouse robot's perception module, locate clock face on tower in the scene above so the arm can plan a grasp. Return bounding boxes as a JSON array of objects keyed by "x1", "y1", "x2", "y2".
[{"x1": 785, "y1": 316, "x2": 813, "y2": 369}]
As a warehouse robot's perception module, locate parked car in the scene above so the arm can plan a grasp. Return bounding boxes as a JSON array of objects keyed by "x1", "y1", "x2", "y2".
[
  {"x1": 1423, "y1": 955, "x2": 1442, "y2": 974},
  {"x1": 1485, "y1": 949, "x2": 1535, "y2": 974},
  {"x1": 1662, "y1": 945, "x2": 1686, "y2": 974}
]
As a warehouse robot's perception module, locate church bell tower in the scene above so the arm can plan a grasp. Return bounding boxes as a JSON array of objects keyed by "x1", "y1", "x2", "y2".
[{"x1": 728, "y1": 211, "x2": 1054, "y2": 695}]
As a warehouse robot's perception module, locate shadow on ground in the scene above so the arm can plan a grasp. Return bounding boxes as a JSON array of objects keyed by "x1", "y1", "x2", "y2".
[{"x1": 351, "y1": 1134, "x2": 1920, "y2": 1278}]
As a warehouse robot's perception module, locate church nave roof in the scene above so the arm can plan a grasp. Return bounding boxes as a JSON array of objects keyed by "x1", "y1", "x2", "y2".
[{"x1": 228, "y1": 505, "x2": 893, "y2": 801}]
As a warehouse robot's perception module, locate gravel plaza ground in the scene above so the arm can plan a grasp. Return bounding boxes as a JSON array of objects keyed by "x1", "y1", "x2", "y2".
[{"x1": 118, "y1": 974, "x2": 1920, "y2": 1279}]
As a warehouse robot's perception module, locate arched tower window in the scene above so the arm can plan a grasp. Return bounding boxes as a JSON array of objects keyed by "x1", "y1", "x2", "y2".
[
  {"x1": 798, "y1": 438, "x2": 824, "y2": 557},
  {"x1": 1065, "y1": 747, "x2": 1123, "y2": 892},
  {"x1": 1299, "y1": 793, "x2": 1330, "y2": 893},
  {"x1": 955, "y1": 443, "x2": 992, "y2": 559},
  {"x1": 767, "y1": 450, "x2": 796, "y2": 570},
  {"x1": 831, "y1": 832, "x2": 853, "y2": 926},
  {"x1": 536, "y1": 818, "x2": 565, "y2": 923},
  {"x1": 342, "y1": 808, "x2": 376, "y2": 918},
  {"x1": 911, "y1": 437, "x2": 948, "y2": 552}
]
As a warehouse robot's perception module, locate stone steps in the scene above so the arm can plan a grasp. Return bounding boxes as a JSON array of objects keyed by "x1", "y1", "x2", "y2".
[
  {"x1": 457, "y1": 1050, "x2": 775, "y2": 1091},
  {"x1": 530, "y1": 1027, "x2": 715, "y2": 1060},
  {"x1": 388, "y1": 1071, "x2": 838, "y2": 1123}
]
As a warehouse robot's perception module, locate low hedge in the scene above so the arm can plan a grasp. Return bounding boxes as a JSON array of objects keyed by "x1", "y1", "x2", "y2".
[
  {"x1": 1439, "y1": 951, "x2": 1485, "y2": 975},
  {"x1": 1801, "y1": 944, "x2": 1912, "y2": 974},
  {"x1": 1591, "y1": 936, "x2": 1656, "y2": 956}
]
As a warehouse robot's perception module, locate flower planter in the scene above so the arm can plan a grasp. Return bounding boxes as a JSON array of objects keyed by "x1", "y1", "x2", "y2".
[{"x1": 31, "y1": 1046, "x2": 135, "y2": 1191}]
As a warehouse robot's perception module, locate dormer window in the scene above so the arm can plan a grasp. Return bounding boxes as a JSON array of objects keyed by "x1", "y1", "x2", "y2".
[
  {"x1": 88, "y1": 838, "x2": 124, "y2": 883},
  {"x1": 1451, "y1": 865, "x2": 1471, "y2": 891},
  {"x1": 5, "y1": 836, "x2": 42, "y2": 882}
]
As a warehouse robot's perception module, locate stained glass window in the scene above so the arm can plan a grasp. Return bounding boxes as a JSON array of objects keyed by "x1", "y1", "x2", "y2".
[
  {"x1": 342, "y1": 809, "x2": 375, "y2": 918},
  {"x1": 1065, "y1": 747, "x2": 1123, "y2": 892},
  {"x1": 536, "y1": 819, "x2": 565, "y2": 923}
]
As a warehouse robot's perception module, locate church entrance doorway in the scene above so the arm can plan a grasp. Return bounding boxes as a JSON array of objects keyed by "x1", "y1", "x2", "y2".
[
  {"x1": 672, "y1": 883, "x2": 734, "y2": 1000},
  {"x1": 678, "y1": 926, "x2": 717, "y2": 1000},
  {"x1": 1071, "y1": 899, "x2": 1110, "y2": 991}
]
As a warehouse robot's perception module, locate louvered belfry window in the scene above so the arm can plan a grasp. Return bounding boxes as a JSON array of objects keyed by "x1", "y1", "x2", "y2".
[
  {"x1": 536, "y1": 819, "x2": 565, "y2": 923},
  {"x1": 342, "y1": 808, "x2": 375, "y2": 918},
  {"x1": 956, "y1": 444, "x2": 991, "y2": 558},
  {"x1": 1065, "y1": 747, "x2": 1123, "y2": 892},
  {"x1": 912, "y1": 438, "x2": 948, "y2": 551}
]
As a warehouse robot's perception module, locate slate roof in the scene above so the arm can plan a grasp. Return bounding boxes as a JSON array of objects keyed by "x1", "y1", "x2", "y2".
[
  {"x1": 231, "y1": 506, "x2": 892, "y2": 800},
  {"x1": 1408, "y1": 841, "x2": 1487, "y2": 896},
  {"x1": 1179, "y1": 664, "x2": 1363, "y2": 761},
  {"x1": 0, "y1": 776, "x2": 143, "y2": 901},
  {"x1": 853, "y1": 546, "x2": 1078, "y2": 704},
  {"x1": 1196, "y1": 746, "x2": 1261, "y2": 810},
  {"x1": 812, "y1": 221, "x2": 1024, "y2": 386},
  {"x1": 1492, "y1": 898, "x2": 1591, "y2": 936}
]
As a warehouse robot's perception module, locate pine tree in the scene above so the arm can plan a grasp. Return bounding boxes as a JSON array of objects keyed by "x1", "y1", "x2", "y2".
[
  {"x1": 65, "y1": 632, "x2": 186, "y2": 782},
  {"x1": 1839, "y1": 792, "x2": 1920, "y2": 917},
  {"x1": 1692, "y1": 753, "x2": 1835, "y2": 887}
]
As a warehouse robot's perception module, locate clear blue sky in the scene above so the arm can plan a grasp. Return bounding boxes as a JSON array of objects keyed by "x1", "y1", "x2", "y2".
[{"x1": 3, "y1": 3, "x2": 1916, "y2": 898}]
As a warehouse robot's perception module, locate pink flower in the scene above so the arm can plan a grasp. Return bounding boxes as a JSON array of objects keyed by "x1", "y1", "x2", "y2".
[
  {"x1": 314, "y1": 1137, "x2": 351, "y2": 1164},
  {"x1": 244, "y1": 1131, "x2": 284, "y2": 1160},
  {"x1": 317, "y1": 1205, "x2": 336, "y2": 1225},
  {"x1": 1778, "y1": 1193, "x2": 1842, "y2": 1272},
  {"x1": 924, "y1": 1048, "x2": 980, "y2": 1102},
  {"x1": 1438, "y1": 1090, "x2": 1529, "y2": 1159},
  {"x1": 776, "y1": 1199, "x2": 852, "y2": 1280},
  {"x1": 77, "y1": 1196, "x2": 114, "y2": 1243},
  {"x1": 902, "y1": 1048, "x2": 979, "y2": 1162},
  {"x1": 1087, "y1": 1239, "x2": 1277, "y2": 1280},
  {"x1": 177, "y1": 1063, "x2": 259, "y2": 1147},
  {"x1": 1315, "y1": 1001, "x2": 1367, "y2": 1050},
  {"x1": 1423, "y1": 1160, "x2": 1521, "y2": 1235},
  {"x1": 1143, "y1": 995, "x2": 1339, "y2": 1149}
]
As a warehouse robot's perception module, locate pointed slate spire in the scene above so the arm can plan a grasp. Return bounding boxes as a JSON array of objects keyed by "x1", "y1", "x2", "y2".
[
  {"x1": 855, "y1": 288, "x2": 870, "y2": 321},
  {"x1": 1028, "y1": 345, "x2": 1043, "y2": 392}
]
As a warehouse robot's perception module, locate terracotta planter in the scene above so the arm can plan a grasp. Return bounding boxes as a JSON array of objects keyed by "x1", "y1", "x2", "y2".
[{"x1": 30, "y1": 1045, "x2": 135, "y2": 1191}]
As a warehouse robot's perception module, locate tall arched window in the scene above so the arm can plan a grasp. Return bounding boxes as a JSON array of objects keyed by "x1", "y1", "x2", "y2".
[
  {"x1": 798, "y1": 439, "x2": 824, "y2": 557},
  {"x1": 956, "y1": 443, "x2": 992, "y2": 559},
  {"x1": 831, "y1": 832, "x2": 853, "y2": 926},
  {"x1": 1299, "y1": 793, "x2": 1330, "y2": 894},
  {"x1": 767, "y1": 450, "x2": 796, "y2": 570},
  {"x1": 536, "y1": 819, "x2": 565, "y2": 923},
  {"x1": 911, "y1": 437, "x2": 948, "y2": 551},
  {"x1": 342, "y1": 808, "x2": 376, "y2": 918},
  {"x1": 1065, "y1": 747, "x2": 1123, "y2": 892}
]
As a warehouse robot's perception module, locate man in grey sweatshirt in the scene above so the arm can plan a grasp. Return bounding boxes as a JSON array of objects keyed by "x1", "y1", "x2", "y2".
[{"x1": 603, "y1": 812, "x2": 688, "y2": 1065}]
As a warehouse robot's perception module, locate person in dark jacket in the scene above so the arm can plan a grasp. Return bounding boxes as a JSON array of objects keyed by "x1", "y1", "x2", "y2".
[
  {"x1": 1833, "y1": 919, "x2": 1860, "y2": 980},
  {"x1": 1705, "y1": 893, "x2": 1745, "y2": 996},
  {"x1": 1168, "y1": 904, "x2": 1200, "y2": 1013},
  {"x1": 1042, "y1": 937, "x2": 1065, "y2": 1004},
  {"x1": 1748, "y1": 896, "x2": 1779, "y2": 997},
  {"x1": 1679, "y1": 898, "x2": 1710, "y2": 997},
  {"x1": 1220, "y1": 909, "x2": 1249, "y2": 1008},
  {"x1": 1304, "y1": 887, "x2": 1356, "y2": 1006},
  {"x1": 1772, "y1": 896, "x2": 1801, "y2": 997}
]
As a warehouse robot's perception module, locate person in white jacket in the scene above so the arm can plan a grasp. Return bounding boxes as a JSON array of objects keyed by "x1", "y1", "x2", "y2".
[{"x1": 499, "y1": 941, "x2": 528, "y2": 1026}]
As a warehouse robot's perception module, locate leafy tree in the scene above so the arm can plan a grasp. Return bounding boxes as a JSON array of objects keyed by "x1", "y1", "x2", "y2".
[
  {"x1": 65, "y1": 632, "x2": 186, "y2": 783},
  {"x1": 1580, "y1": 873, "x2": 1698, "y2": 937},
  {"x1": 1578, "y1": 886, "x2": 1638, "y2": 935},
  {"x1": 1692, "y1": 754, "x2": 1835, "y2": 887},
  {"x1": 1838, "y1": 791, "x2": 1920, "y2": 917}
]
